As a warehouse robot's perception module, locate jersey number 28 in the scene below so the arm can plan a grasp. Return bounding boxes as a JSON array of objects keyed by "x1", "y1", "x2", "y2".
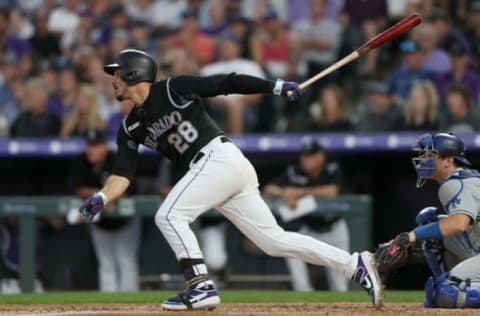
[{"x1": 168, "y1": 121, "x2": 199, "y2": 154}]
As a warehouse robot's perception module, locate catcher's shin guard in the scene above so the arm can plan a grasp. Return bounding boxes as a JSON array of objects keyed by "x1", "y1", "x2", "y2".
[{"x1": 425, "y1": 272, "x2": 480, "y2": 308}]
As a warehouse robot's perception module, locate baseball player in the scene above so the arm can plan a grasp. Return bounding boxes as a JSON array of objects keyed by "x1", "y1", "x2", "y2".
[
  {"x1": 376, "y1": 133, "x2": 480, "y2": 308},
  {"x1": 78, "y1": 49, "x2": 383, "y2": 310}
]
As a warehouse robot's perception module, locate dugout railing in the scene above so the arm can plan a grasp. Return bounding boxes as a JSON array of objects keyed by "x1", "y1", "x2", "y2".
[{"x1": 0, "y1": 195, "x2": 372, "y2": 292}]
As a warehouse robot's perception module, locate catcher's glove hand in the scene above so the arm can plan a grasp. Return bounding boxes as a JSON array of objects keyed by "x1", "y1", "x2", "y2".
[{"x1": 375, "y1": 232, "x2": 412, "y2": 272}]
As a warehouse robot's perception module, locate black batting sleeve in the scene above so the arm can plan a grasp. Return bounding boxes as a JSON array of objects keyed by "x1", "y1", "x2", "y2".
[
  {"x1": 112, "y1": 126, "x2": 139, "y2": 182},
  {"x1": 168, "y1": 73, "x2": 276, "y2": 99}
]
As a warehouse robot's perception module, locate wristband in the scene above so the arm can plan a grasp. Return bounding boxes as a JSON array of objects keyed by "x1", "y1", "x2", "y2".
[
  {"x1": 273, "y1": 79, "x2": 284, "y2": 95},
  {"x1": 95, "y1": 192, "x2": 109, "y2": 205},
  {"x1": 413, "y1": 222, "x2": 442, "y2": 241}
]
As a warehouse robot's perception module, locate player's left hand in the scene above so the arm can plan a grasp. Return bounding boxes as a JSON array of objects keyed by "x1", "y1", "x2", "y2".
[
  {"x1": 375, "y1": 232, "x2": 412, "y2": 272},
  {"x1": 273, "y1": 79, "x2": 303, "y2": 101},
  {"x1": 79, "y1": 193, "x2": 107, "y2": 222}
]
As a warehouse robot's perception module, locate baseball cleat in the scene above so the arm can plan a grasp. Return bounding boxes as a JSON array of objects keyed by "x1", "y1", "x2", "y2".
[
  {"x1": 161, "y1": 280, "x2": 221, "y2": 311},
  {"x1": 352, "y1": 251, "x2": 384, "y2": 309}
]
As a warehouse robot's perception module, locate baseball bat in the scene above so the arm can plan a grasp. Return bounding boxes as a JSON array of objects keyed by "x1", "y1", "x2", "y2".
[{"x1": 288, "y1": 13, "x2": 422, "y2": 96}]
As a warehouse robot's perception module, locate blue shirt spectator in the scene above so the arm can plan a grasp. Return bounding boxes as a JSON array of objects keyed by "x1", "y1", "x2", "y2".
[{"x1": 387, "y1": 41, "x2": 435, "y2": 104}]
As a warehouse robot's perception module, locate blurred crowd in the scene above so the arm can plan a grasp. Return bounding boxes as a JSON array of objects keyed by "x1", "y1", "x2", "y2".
[{"x1": 1, "y1": 0, "x2": 480, "y2": 137}]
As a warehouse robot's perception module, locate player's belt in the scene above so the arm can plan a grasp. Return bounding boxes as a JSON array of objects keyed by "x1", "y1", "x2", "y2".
[{"x1": 191, "y1": 136, "x2": 232, "y2": 164}]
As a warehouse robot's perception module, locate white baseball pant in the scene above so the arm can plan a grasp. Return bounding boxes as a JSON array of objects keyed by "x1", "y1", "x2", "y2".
[
  {"x1": 285, "y1": 219, "x2": 350, "y2": 292},
  {"x1": 155, "y1": 136, "x2": 357, "y2": 278}
]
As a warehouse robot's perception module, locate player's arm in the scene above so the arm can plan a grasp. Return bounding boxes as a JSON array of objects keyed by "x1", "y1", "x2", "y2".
[
  {"x1": 168, "y1": 73, "x2": 303, "y2": 101},
  {"x1": 79, "y1": 125, "x2": 138, "y2": 221}
]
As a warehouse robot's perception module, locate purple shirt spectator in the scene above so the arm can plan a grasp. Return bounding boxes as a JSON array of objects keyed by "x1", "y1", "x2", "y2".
[
  {"x1": 436, "y1": 70, "x2": 480, "y2": 104},
  {"x1": 107, "y1": 112, "x2": 123, "y2": 138},
  {"x1": 422, "y1": 49, "x2": 451, "y2": 75},
  {"x1": 5, "y1": 35, "x2": 31, "y2": 58}
]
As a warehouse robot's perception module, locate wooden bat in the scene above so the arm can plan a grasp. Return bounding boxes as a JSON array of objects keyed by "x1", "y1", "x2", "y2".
[{"x1": 288, "y1": 13, "x2": 422, "y2": 97}]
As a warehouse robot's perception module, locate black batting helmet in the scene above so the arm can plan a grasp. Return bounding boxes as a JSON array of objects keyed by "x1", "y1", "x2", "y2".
[{"x1": 104, "y1": 49, "x2": 157, "y2": 85}]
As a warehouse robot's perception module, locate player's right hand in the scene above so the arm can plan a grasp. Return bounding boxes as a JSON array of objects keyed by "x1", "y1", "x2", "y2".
[{"x1": 79, "y1": 193, "x2": 107, "y2": 222}]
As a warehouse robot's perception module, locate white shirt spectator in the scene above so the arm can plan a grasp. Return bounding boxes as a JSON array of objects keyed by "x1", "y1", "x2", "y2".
[
  {"x1": 293, "y1": 19, "x2": 341, "y2": 65},
  {"x1": 47, "y1": 5, "x2": 80, "y2": 38},
  {"x1": 150, "y1": 0, "x2": 187, "y2": 27}
]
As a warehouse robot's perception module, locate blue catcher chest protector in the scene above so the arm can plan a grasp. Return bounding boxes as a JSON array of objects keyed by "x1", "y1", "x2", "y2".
[{"x1": 412, "y1": 133, "x2": 471, "y2": 188}]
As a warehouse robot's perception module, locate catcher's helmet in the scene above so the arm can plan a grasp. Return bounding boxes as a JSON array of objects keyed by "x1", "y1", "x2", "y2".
[
  {"x1": 104, "y1": 49, "x2": 157, "y2": 85},
  {"x1": 412, "y1": 133, "x2": 471, "y2": 187}
]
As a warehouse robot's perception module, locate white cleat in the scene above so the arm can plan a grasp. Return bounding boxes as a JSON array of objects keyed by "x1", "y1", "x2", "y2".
[{"x1": 352, "y1": 251, "x2": 384, "y2": 309}]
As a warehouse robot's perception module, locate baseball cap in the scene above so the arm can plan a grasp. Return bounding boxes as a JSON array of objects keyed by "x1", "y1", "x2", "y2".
[
  {"x1": 86, "y1": 129, "x2": 107, "y2": 145},
  {"x1": 301, "y1": 139, "x2": 324, "y2": 155},
  {"x1": 400, "y1": 40, "x2": 420, "y2": 53}
]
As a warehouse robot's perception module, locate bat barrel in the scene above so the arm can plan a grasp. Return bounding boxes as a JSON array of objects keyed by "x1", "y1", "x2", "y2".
[{"x1": 358, "y1": 13, "x2": 422, "y2": 55}]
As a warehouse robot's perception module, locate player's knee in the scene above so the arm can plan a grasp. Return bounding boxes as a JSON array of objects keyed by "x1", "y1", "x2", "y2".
[
  {"x1": 425, "y1": 273, "x2": 480, "y2": 308},
  {"x1": 154, "y1": 209, "x2": 169, "y2": 230}
]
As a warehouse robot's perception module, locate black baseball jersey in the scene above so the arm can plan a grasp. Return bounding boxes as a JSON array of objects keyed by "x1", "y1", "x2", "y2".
[
  {"x1": 273, "y1": 163, "x2": 343, "y2": 188},
  {"x1": 272, "y1": 162, "x2": 344, "y2": 230},
  {"x1": 113, "y1": 73, "x2": 275, "y2": 181}
]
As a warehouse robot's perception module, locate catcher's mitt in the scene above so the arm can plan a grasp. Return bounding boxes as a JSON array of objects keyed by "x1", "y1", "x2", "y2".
[{"x1": 375, "y1": 232, "x2": 412, "y2": 272}]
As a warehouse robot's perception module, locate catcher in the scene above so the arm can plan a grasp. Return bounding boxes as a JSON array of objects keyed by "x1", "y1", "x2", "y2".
[{"x1": 376, "y1": 133, "x2": 480, "y2": 308}]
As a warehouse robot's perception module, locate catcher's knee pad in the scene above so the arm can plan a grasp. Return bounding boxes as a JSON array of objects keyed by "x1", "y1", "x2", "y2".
[{"x1": 425, "y1": 272, "x2": 480, "y2": 308}]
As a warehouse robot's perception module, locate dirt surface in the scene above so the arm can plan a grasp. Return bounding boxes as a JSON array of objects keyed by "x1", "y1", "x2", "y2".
[{"x1": 0, "y1": 303, "x2": 478, "y2": 316}]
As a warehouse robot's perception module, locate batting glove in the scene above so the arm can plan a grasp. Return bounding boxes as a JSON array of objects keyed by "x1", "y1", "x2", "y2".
[
  {"x1": 79, "y1": 192, "x2": 108, "y2": 222},
  {"x1": 273, "y1": 79, "x2": 303, "y2": 101}
]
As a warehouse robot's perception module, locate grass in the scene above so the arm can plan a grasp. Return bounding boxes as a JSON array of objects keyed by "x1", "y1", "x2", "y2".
[{"x1": 0, "y1": 290, "x2": 425, "y2": 305}]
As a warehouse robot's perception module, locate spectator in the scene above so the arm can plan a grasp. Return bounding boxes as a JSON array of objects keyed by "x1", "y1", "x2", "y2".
[
  {"x1": 412, "y1": 23, "x2": 451, "y2": 75},
  {"x1": 129, "y1": 20, "x2": 151, "y2": 52},
  {"x1": 465, "y1": 1, "x2": 480, "y2": 71},
  {"x1": 173, "y1": 9, "x2": 216, "y2": 67},
  {"x1": 125, "y1": 0, "x2": 154, "y2": 24},
  {"x1": 29, "y1": 8, "x2": 61, "y2": 60},
  {"x1": 10, "y1": 78, "x2": 60, "y2": 137},
  {"x1": 308, "y1": 85, "x2": 353, "y2": 132},
  {"x1": 61, "y1": 84, "x2": 104, "y2": 138},
  {"x1": 439, "y1": 84, "x2": 480, "y2": 133},
  {"x1": 98, "y1": 77, "x2": 122, "y2": 124},
  {"x1": 53, "y1": 59, "x2": 79, "y2": 119},
  {"x1": 436, "y1": 41, "x2": 480, "y2": 104},
  {"x1": 292, "y1": 0, "x2": 342, "y2": 94},
  {"x1": 354, "y1": 81, "x2": 404, "y2": 132},
  {"x1": 403, "y1": 81, "x2": 439, "y2": 131},
  {"x1": 69, "y1": 129, "x2": 140, "y2": 292},
  {"x1": 62, "y1": 7, "x2": 98, "y2": 56},
  {"x1": 0, "y1": 9, "x2": 30, "y2": 59},
  {"x1": 428, "y1": 9, "x2": 471, "y2": 54},
  {"x1": 263, "y1": 139, "x2": 349, "y2": 292},
  {"x1": 228, "y1": 14, "x2": 254, "y2": 60},
  {"x1": 253, "y1": 9, "x2": 294, "y2": 80},
  {"x1": 0, "y1": 51, "x2": 21, "y2": 126},
  {"x1": 149, "y1": 0, "x2": 187, "y2": 28},
  {"x1": 98, "y1": 5, "x2": 130, "y2": 50},
  {"x1": 202, "y1": 0, "x2": 229, "y2": 36},
  {"x1": 47, "y1": 0, "x2": 82, "y2": 51},
  {"x1": 200, "y1": 32, "x2": 265, "y2": 133},
  {"x1": 387, "y1": 40, "x2": 435, "y2": 105},
  {"x1": 106, "y1": 100, "x2": 133, "y2": 138},
  {"x1": 341, "y1": 0, "x2": 388, "y2": 76}
]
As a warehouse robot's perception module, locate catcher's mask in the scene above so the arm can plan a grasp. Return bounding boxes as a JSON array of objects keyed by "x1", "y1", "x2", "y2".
[{"x1": 412, "y1": 133, "x2": 471, "y2": 188}]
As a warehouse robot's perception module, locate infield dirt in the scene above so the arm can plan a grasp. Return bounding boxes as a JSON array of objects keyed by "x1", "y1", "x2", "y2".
[{"x1": 0, "y1": 303, "x2": 477, "y2": 316}]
